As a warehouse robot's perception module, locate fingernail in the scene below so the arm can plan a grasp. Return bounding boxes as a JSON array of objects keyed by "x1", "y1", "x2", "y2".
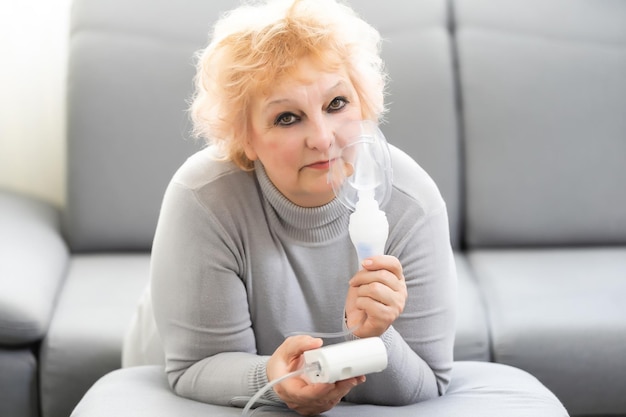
[{"x1": 362, "y1": 259, "x2": 373, "y2": 267}]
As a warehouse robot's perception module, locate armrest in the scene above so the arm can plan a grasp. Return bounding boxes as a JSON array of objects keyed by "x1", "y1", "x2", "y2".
[{"x1": 0, "y1": 190, "x2": 69, "y2": 345}]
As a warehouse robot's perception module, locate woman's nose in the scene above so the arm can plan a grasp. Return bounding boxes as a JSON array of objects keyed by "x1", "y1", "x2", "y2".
[{"x1": 306, "y1": 117, "x2": 334, "y2": 151}]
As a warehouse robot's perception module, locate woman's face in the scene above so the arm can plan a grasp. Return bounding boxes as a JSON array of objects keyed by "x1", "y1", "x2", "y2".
[{"x1": 246, "y1": 58, "x2": 362, "y2": 207}]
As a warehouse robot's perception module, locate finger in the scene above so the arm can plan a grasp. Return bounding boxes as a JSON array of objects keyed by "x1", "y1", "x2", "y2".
[
  {"x1": 272, "y1": 336, "x2": 324, "y2": 379},
  {"x1": 273, "y1": 369, "x2": 337, "y2": 403},
  {"x1": 329, "y1": 384, "x2": 358, "y2": 401},
  {"x1": 334, "y1": 376, "x2": 365, "y2": 393},
  {"x1": 355, "y1": 292, "x2": 405, "y2": 321},
  {"x1": 297, "y1": 375, "x2": 364, "y2": 398},
  {"x1": 361, "y1": 254, "x2": 402, "y2": 274},
  {"x1": 304, "y1": 378, "x2": 362, "y2": 405},
  {"x1": 350, "y1": 268, "x2": 404, "y2": 291},
  {"x1": 356, "y1": 281, "x2": 396, "y2": 305},
  {"x1": 282, "y1": 335, "x2": 323, "y2": 359}
]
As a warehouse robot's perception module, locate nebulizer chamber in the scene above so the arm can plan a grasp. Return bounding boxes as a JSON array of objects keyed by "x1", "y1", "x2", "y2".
[{"x1": 329, "y1": 120, "x2": 392, "y2": 266}]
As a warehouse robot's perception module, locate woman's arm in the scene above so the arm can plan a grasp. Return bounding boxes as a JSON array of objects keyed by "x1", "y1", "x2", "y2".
[
  {"x1": 151, "y1": 181, "x2": 267, "y2": 404},
  {"x1": 344, "y1": 198, "x2": 457, "y2": 405},
  {"x1": 151, "y1": 180, "x2": 366, "y2": 412}
]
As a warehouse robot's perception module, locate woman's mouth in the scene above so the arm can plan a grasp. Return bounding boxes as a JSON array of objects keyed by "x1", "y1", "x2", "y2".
[{"x1": 305, "y1": 159, "x2": 332, "y2": 170}]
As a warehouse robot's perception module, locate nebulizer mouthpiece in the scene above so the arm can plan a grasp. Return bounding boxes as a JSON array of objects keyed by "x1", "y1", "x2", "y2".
[{"x1": 329, "y1": 120, "x2": 392, "y2": 267}]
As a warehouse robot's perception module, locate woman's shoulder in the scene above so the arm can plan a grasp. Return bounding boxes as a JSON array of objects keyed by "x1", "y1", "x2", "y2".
[
  {"x1": 160, "y1": 146, "x2": 260, "y2": 228},
  {"x1": 171, "y1": 146, "x2": 250, "y2": 191},
  {"x1": 388, "y1": 144, "x2": 446, "y2": 214}
]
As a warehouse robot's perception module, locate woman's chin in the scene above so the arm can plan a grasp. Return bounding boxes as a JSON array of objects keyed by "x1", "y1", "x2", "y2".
[{"x1": 293, "y1": 188, "x2": 335, "y2": 208}]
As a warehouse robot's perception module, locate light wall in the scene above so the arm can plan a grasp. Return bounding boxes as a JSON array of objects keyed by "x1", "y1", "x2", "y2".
[{"x1": 0, "y1": 0, "x2": 72, "y2": 208}]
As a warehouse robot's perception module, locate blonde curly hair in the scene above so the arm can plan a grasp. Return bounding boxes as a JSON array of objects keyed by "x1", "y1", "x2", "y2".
[{"x1": 190, "y1": 0, "x2": 387, "y2": 170}]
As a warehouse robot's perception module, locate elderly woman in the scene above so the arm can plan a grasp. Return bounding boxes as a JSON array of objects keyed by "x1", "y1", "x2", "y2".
[{"x1": 134, "y1": 0, "x2": 456, "y2": 415}]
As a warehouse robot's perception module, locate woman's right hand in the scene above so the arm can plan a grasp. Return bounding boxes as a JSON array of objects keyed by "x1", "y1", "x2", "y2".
[{"x1": 266, "y1": 335, "x2": 366, "y2": 416}]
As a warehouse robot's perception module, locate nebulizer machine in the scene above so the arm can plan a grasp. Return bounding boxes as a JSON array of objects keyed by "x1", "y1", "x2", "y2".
[{"x1": 242, "y1": 120, "x2": 392, "y2": 416}]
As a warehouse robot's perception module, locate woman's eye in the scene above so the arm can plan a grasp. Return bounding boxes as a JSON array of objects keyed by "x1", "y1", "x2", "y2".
[
  {"x1": 275, "y1": 112, "x2": 298, "y2": 126},
  {"x1": 328, "y1": 96, "x2": 348, "y2": 112}
]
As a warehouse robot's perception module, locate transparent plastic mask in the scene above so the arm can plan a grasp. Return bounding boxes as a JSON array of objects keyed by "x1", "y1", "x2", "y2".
[{"x1": 328, "y1": 120, "x2": 393, "y2": 211}]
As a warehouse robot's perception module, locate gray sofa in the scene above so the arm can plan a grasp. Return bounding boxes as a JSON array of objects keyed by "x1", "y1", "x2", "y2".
[{"x1": 1, "y1": 0, "x2": 624, "y2": 416}]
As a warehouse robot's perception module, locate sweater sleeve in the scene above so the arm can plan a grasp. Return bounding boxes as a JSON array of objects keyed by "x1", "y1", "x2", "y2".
[
  {"x1": 344, "y1": 196, "x2": 457, "y2": 405},
  {"x1": 151, "y1": 181, "x2": 280, "y2": 406}
]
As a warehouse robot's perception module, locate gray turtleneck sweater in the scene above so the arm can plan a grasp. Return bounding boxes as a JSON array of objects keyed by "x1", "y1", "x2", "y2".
[{"x1": 150, "y1": 144, "x2": 456, "y2": 408}]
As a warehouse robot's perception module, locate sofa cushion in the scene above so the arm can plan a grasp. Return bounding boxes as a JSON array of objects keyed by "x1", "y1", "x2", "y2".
[
  {"x1": 40, "y1": 254, "x2": 150, "y2": 417},
  {"x1": 64, "y1": 0, "x2": 214, "y2": 251},
  {"x1": 0, "y1": 191, "x2": 68, "y2": 345},
  {"x1": 71, "y1": 362, "x2": 566, "y2": 417},
  {"x1": 0, "y1": 349, "x2": 38, "y2": 417},
  {"x1": 469, "y1": 247, "x2": 626, "y2": 415},
  {"x1": 455, "y1": 0, "x2": 626, "y2": 247},
  {"x1": 453, "y1": 255, "x2": 490, "y2": 361}
]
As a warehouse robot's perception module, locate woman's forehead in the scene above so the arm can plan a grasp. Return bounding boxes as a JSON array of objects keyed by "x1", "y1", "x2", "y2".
[{"x1": 260, "y1": 58, "x2": 352, "y2": 100}]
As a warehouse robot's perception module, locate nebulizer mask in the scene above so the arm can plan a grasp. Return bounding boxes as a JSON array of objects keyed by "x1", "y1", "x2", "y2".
[{"x1": 329, "y1": 120, "x2": 393, "y2": 266}]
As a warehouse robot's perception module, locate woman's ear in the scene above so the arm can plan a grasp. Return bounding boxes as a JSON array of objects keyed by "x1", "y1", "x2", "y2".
[
  {"x1": 241, "y1": 110, "x2": 258, "y2": 161},
  {"x1": 242, "y1": 137, "x2": 257, "y2": 161}
]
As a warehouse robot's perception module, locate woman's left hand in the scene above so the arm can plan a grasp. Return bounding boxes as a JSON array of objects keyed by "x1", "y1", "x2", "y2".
[
  {"x1": 344, "y1": 255, "x2": 407, "y2": 338},
  {"x1": 267, "y1": 336, "x2": 366, "y2": 416}
]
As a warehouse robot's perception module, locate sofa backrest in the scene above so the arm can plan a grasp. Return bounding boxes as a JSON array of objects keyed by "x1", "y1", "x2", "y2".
[
  {"x1": 355, "y1": 1, "x2": 462, "y2": 248},
  {"x1": 64, "y1": 0, "x2": 461, "y2": 251},
  {"x1": 64, "y1": 0, "x2": 230, "y2": 251},
  {"x1": 455, "y1": 0, "x2": 626, "y2": 247}
]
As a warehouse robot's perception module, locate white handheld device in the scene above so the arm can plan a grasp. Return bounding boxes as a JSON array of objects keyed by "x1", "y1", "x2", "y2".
[{"x1": 303, "y1": 337, "x2": 388, "y2": 384}]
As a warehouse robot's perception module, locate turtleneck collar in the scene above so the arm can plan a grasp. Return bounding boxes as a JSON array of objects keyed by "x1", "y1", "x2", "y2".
[{"x1": 254, "y1": 160, "x2": 350, "y2": 244}]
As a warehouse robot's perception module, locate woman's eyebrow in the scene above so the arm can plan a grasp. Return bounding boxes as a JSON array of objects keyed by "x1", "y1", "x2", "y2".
[
  {"x1": 326, "y1": 80, "x2": 348, "y2": 95},
  {"x1": 265, "y1": 98, "x2": 292, "y2": 108},
  {"x1": 262, "y1": 79, "x2": 350, "y2": 113}
]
